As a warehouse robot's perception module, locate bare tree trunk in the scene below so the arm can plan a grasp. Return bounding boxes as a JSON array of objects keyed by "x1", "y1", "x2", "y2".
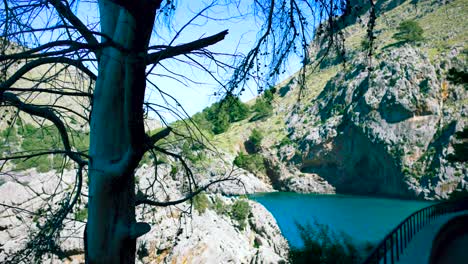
[{"x1": 86, "y1": 2, "x2": 158, "y2": 262}]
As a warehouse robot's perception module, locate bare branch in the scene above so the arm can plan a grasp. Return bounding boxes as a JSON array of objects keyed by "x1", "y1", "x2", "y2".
[
  {"x1": 0, "y1": 57, "x2": 97, "y2": 92},
  {"x1": 5, "y1": 87, "x2": 92, "y2": 97},
  {"x1": 0, "y1": 150, "x2": 90, "y2": 162},
  {"x1": 144, "y1": 126, "x2": 172, "y2": 150},
  {"x1": 47, "y1": 0, "x2": 100, "y2": 57},
  {"x1": 146, "y1": 30, "x2": 229, "y2": 65},
  {"x1": 135, "y1": 178, "x2": 236, "y2": 207},
  {"x1": 0, "y1": 40, "x2": 102, "y2": 61}
]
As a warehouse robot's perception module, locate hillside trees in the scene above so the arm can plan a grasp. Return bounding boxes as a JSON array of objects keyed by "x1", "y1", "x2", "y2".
[
  {"x1": 0, "y1": 0, "x2": 361, "y2": 263},
  {"x1": 393, "y1": 20, "x2": 424, "y2": 43},
  {"x1": 250, "y1": 88, "x2": 275, "y2": 121},
  {"x1": 204, "y1": 94, "x2": 250, "y2": 134}
]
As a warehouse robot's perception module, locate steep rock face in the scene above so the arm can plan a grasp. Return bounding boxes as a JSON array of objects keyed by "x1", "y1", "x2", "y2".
[{"x1": 283, "y1": 46, "x2": 467, "y2": 199}]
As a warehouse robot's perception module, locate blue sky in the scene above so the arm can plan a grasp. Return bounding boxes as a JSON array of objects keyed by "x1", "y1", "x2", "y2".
[
  {"x1": 144, "y1": 1, "x2": 303, "y2": 121},
  {"x1": 74, "y1": 1, "x2": 303, "y2": 121}
]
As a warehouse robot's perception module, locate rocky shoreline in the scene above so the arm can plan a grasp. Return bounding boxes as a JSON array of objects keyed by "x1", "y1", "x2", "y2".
[{"x1": 0, "y1": 166, "x2": 289, "y2": 264}]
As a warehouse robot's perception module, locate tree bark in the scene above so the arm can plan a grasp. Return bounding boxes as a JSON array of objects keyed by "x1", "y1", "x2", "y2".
[{"x1": 86, "y1": 1, "x2": 157, "y2": 262}]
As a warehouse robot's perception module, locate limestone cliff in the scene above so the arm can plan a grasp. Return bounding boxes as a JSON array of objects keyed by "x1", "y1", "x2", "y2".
[{"x1": 282, "y1": 46, "x2": 466, "y2": 199}]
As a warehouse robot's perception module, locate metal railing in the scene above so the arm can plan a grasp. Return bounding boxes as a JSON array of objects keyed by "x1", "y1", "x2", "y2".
[{"x1": 363, "y1": 198, "x2": 468, "y2": 264}]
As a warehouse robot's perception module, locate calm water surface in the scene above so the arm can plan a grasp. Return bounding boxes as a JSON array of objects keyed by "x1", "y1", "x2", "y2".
[{"x1": 249, "y1": 192, "x2": 434, "y2": 248}]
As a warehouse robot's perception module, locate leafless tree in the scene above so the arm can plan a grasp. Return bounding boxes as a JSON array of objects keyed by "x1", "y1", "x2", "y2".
[{"x1": 0, "y1": 0, "x2": 365, "y2": 263}]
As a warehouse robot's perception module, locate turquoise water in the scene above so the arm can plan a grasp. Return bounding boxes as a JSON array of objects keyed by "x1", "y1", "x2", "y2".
[{"x1": 249, "y1": 192, "x2": 434, "y2": 248}]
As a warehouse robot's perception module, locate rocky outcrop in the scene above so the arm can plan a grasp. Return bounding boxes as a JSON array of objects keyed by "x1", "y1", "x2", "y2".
[
  {"x1": 281, "y1": 46, "x2": 467, "y2": 199},
  {"x1": 262, "y1": 152, "x2": 335, "y2": 194},
  {"x1": 138, "y1": 197, "x2": 288, "y2": 264},
  {"x1": 206, "y1": 170, "x2": 274, "y2": 195},
  {"x1": 0, "y1": 169, "x2": 86, "y2": 263},
  {"x1": 0, "y1": 165, "x2": 288, "y2": 263}
]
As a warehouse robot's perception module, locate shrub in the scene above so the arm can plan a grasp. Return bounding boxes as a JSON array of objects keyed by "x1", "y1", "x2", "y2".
[
  {"x1": 393, "y1": 20, "x2": 424, "y2": 43},
  {"x1": 278, "y1": 136, "x2": 293, "y2": 147},
  {"x1": 224, "y1": 94, "x2": 250, "y2": 122},
  {"x1": 6, "y1": 125, "x2": 89, "y2": 172},
  {"x1": 199, "y1": 94, "x2": 250, "y2": 134},
  {"x1": 263, "y1": 88, "x2": 275, "y2": 102},
  {"x1": 250, "y1": 98, "x2": 273, "y2": 121},
  {"x1": 233, "y1": 152, "x2": 266, "y2": 174},
  {"x1": 74, "y1": 207, "x2": 88, "y2": 222},
  {"x1": 250, "y1": 88, "x2": 275, "y2": 122},
  {"x1": 181, "y1": 141, "x2": 206, "y2": 164},
  {"x1": 13, "y1": 155, "x2": 50, "y2": 172},
  {"x1": 139, "y1": 153, "x2": 153, "y2": 166},
  {"x1": 361, "y1": 38, "x2": 371, "y2": 51},
  {"x1": 213, "y1": 196, "x2": 228, "y2": 215},
  {"x1": 289, "y1": 221, "x2": 361, "y2": 264},
  {"x1": 193, "y1": 192, "x2": 211, "y2": 214},
  {"x1": 52, "y1": 154, "x2": 71, "y2": 170},
  {"x1": 233, "y1": 152, "x2": 247, "y2": 167},
  {"x1": 246, "y1": 129, "x2": 263, "y2": 153},
  {"x1": 0, "y1": 126, "x2": 20, "y2": 152},
  {"x1": 231, "y1": 199, "x2": 251, "y2": 230},
  {"x1": 170, "y1": 165, "x2": 178, "y2": 178},
  {"x1": 137, "y1": 241, "x2": 150, "y2": 260},
  {"x1": 211, "y1": 110, "x2": 230, "y2": 134},
  {"x1": 192, "y1": 112, "x2": 213, "y2": 134}
]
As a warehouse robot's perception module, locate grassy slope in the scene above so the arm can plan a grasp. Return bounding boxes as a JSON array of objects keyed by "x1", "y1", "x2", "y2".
[{"x1": 210, "y1": 0, "x2": 467, "y2": 156}]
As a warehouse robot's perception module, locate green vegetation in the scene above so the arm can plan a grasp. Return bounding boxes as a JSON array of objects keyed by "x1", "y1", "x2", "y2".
[
  {"x1": 190, "y1": 194, "x2": 251, "y2": 230},
  {"x1": 213, "y1": 196, "x2": 228, "y2": 215},
  {"x1": 0, "y1": 123, "x2": 89, "y2": 172},
  {"x1": 74, "y1": 207, "x2": 88, "y2": 222},
  {"x1": 247, "y1": 129, "x2": 263, "y2": 153},
  {"x1": 360, "y1": 37, "x2": 371, "y2": 51},
  {"x1": 393, "y1": 20, "x2": 424, "y2": 43},
  {"x1": 194, "y1": 95, "x2": 251, "y2": 135},
  {"x1": 211, "y1": 110, "x2": 230, "y2": 134},
  {"x1": 181, "y1": 141, "x2": 207, "y2": 165},
  {"x1": 0, "y1": 126, "x2": 20, "y2": 150},
  {"x1": 233, "y1": 152, "x2": 266, "y2": 174},
  {"x1": 170, "y1": 165, "x2": 178, "y2": 178},
  {"x1": 224, "y1": 95, "x2": 250, "y2": 122},
  {"x1": 230, "y1": 199, "x2": 251, "y2": 230},
  {"x1": 250, "y1": 98, "x2": 273, "y2": 122},
  {"x1": 250, "y1": 89, "x2": 275, "y2": 122},
  {"x1": 289, "y1": 221, "x2": 363, "y2": 264},
  {"x1": 193, "y1": 192, "x2": 211, "y2": 214},
  {"x1": 278, "y1": 136, "x2": 294, "y2": 148}
]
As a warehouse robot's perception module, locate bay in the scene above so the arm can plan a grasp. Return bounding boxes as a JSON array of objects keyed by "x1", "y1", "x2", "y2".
[{"x1": 249, "y1": 192, "x2": 434, "y2": 248}]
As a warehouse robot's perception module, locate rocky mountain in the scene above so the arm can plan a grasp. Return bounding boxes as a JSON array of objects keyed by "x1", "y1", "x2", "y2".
[
  {"x1": 281, "y1": 0, "x2": 467, "y2": 200},
  {"x1": 284, "y1": 45, "x2": 466, "y2": 199},
  {"x1": 211, "y1": 0, "x2": 467, "y2": 200}
]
